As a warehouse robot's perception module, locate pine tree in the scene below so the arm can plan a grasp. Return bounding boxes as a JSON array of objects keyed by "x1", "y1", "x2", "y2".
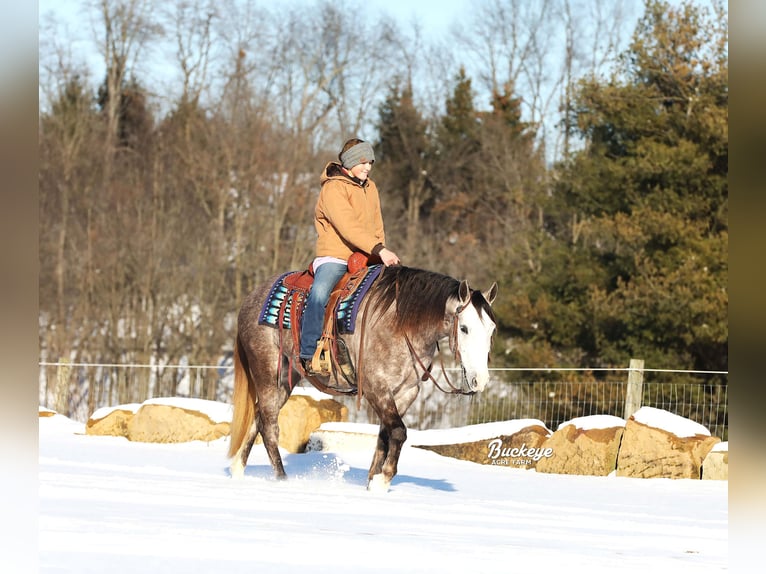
[
  {"x1": 535, "y1": 0, "x2": 728, "y2": 372},
  {"x1": 429, "y1": 67, "x2": 481, "y2": 247},
  {"x1": 97, "y1": 73, "x2": 154, "y2": 155},
  {"x1": 375, "y1": 82, "x2": 432, "y2": 260}
]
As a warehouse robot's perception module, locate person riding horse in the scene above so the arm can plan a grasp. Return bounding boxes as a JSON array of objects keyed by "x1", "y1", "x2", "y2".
[
  {"x1": 299, "y1": 138, "x2": 400, "y2": 384},
  {"x1": 229, "y1": 263, "x2": 497, "y2": 492}
]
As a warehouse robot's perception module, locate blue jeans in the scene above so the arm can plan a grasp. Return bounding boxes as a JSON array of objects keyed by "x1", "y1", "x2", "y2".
[{"x1": 299, "y1": 262, "x2": 347, "y2": 359}]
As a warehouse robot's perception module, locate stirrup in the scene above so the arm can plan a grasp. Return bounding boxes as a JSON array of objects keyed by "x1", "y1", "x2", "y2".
[
  {"x1": 335, "y1": 338, "x2": 355, "y2": 381},
  {"x1": 299, "y1": 357, "x2": 322, "y2": 377},
  {"x1": 310, "y1": 347, "x2": 332, "y2": 376}
]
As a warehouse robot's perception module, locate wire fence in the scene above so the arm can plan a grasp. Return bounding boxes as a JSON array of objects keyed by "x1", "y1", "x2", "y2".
[
  {"x1": 38, "y1": 360, "x2": 728, "y2": 441},
  {"x1": 355, "y1": 374, "x2": 728, "y2": 441}
]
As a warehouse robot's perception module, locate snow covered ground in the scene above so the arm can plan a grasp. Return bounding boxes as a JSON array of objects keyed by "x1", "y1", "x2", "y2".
[{"x1": 39, "y1": 411, "x2": 727, "y2": 573}]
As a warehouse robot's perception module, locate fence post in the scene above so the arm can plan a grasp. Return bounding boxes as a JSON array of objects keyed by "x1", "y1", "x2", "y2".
[
  {"x1": 623, "y1": 358, "x2": 644, "y2": 420},
  {"x1": 207, "y1": 370, "x2": 217, "y2": 401},
  {"x1": 54, "y1": 358, "x2": 72, "y2": 416}
]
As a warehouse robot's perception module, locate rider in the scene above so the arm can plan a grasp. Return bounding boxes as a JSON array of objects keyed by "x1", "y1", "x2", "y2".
[{"x1": 299, "y1": 138, "x2": 400, "y2": 376}]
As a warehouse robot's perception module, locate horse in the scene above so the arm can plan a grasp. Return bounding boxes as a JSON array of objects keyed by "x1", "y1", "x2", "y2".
[{"x1": 227, "y1": 264, "x2": 498, "y2": 492}]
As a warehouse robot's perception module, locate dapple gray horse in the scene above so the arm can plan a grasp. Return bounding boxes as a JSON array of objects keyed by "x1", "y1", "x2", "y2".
[{"x1": 228, "y1": 265, "x2": 497, "y2": 492}]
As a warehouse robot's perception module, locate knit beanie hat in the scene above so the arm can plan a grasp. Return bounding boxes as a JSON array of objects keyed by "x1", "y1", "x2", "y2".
[{"x1": 340, "y1": 141, "x2": 375, "y2": 169}]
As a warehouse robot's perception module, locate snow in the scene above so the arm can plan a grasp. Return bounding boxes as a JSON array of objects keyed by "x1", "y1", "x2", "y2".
[
  {"x1": 39, "y1": 405, "x2": 728, "y2": 573},
  {"x1": 88, "y1": 387, "x2": 329, "y2": 425},
  {"x1": 558, "y1": 414, "x2": 626, "y2": 431},
  {"x1": 407, "y1": 419, "x2": 551, "y2": 445},
  {"x1": 632, "y1": 406, "x2": 712, "y2": 437},
  {"x1": 142, "y1": 397, "x2": 234, "y2": 424},
  {"x1": 318, "y1": 419, "x2": 553, "y2": 446},
  {"x1": 89, "y1": 403, "x2": 142, "y2": 420}
]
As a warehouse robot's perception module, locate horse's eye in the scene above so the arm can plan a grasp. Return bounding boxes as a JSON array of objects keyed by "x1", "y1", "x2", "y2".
[{"x1": 460, "y1": 325, "x2": 469, "y2": 334}]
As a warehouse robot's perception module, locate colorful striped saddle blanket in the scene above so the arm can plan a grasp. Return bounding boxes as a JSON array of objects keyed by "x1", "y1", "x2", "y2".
[{"x1": 257, "y1": 264, "x2": 383, "y2": 334}]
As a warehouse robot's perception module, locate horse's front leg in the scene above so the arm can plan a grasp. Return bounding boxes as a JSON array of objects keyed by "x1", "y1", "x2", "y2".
[
  {"x1": 366, "y1": 382, "x2": 419, "y2": 492},
  {"x1": 367, "y1": 426, "x2": 389, "y2": 482},
  {"x1": 367, "y1": 418, "x2": 407, "y2": 493}
]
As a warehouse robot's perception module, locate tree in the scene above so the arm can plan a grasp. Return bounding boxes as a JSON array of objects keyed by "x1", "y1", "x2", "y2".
[
  {"x1": 454, "y1": 0, "x2": 636, "y2": 162},
  {"x1": 430, "y1": 73, "x2": 548, "y2": 292},
  {"x1": 537, "y1": 0, "x2": 728, "y2": 372},
  {"x1": 92, "y1": 0, "x2": 161, "y2": 175},
  {"x1": 374, "y1": 81, "x2": 432, "y2": 261},
  {"x1": 37, "y1": 0, "x2": 728, "y2": 421},
  {"x1": 427, "y1": 67, "x2": 481, "y2": 274},
  {"x1": 474, "y1": 82, "x2": 549, "y2": 306},
  {"x1": 39, "y1": 74, "x2": 104, "y2": 364}
]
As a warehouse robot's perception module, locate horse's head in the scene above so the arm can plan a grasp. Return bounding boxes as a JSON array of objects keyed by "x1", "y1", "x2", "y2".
[{"x1": 449, "y1": 280, "x2": 498, "y2": 393}]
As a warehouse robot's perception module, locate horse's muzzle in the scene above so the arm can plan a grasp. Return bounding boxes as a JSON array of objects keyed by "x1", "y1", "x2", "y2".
[
  {"x1": 461, "y1": 367, "x2": 484, "y2": 394},
  {"x1": 466, "y1": 370, "x2": 489, "y2": 394}
]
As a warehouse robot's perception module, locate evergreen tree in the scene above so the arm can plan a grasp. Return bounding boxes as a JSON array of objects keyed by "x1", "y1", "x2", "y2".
[
  {"x1": 441, "y1": 67, "x2": 479, "y2": 146},
  {"x1": 428, "y1": 67, "x2": 481, "y2": 266},
  {"x1": 374, "y1": 82, "x2": 432, "y2": 261},
  {"x1": 97, "y1": 72, "x2": 154, "y2": 155},
  {"x1": 486, "y1": 82, "x2": 531, "y2": 141},
  {"x1": 531, "y1": 0, "x2": 727, "y2": 372}
]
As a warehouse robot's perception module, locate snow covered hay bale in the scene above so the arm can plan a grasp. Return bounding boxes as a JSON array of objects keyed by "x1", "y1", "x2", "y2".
[
  {"x1": 126, "y1": 398, "x2": 231, "y2": 443},
  {"x1": 702, "y1": 441, "x2": 728, "y2": 480},
  {"x1": 306, "y1": 422, "x2": 379, "y2": 453},
  {"x1": 273, "y1": 392, "x2": 348, "y2": 453},
  {"x1": 410, "y1": 420, "x2": 552, "y2": 469},
  {"x1": 86, "y1": 404, "x2": 141, "y2": 437},
  {"x1": 616, "y1": 406, "x2": 720, "y2": 479},
  {"x1": 39, "y1": 407, "x2": 57, "y2": 418},
  {"x1": 535, "y1": 415, "x2": 625, "y2": 476}
]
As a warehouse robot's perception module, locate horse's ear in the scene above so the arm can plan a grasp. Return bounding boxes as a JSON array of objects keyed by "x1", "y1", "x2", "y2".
[
  {"x1": 483, "y1": 282, "x2": 498, "y2": 305},
  {"x1": 458, "y1": 280, "x2": 471, "y2": 306}
]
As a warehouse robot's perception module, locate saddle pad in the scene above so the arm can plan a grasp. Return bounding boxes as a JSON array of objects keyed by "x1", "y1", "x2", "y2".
[
  {"x1": 257, "y1": 264, "x2": 383, "y2": 334},
  {"x1": 257, "y1": 270, "x2": 297, "y2": 329}
]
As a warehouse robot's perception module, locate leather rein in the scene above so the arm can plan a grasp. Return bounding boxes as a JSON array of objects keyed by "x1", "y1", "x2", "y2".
[
  {"x1": 403, "y1": 301, "x2": 475, "y2": 395},
  {"x1": 355, "y1": 273, "x2": 476, "y2": 406}
]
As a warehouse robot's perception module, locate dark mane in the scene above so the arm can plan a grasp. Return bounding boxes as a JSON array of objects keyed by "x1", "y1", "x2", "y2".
[{"x1": 369, "y1": 266, "x2": 460, "y2": 334}]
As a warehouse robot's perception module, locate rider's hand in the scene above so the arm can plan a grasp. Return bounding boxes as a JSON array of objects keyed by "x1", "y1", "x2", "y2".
[{"x1": 379, "y1": 248, "x2": 400, "y2": 267}]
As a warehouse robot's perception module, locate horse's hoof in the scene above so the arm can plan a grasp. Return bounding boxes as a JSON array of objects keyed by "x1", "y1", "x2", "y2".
[
  {"x1": 230, "y1": 460, "x2": 245, "y2": 479},
  {"x1": 367, "y1": 473, "x2": 391, "y2": 493}
]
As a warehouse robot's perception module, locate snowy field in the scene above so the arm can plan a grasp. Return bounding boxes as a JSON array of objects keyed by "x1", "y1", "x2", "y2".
[{"x1": 39, "y1": 412, "x2": 727, "y2": 573}]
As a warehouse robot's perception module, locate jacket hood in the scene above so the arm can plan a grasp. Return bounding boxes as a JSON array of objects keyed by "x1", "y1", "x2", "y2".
[{"x1": 320, "y1": 161, "x2": 368, "y2": 188}]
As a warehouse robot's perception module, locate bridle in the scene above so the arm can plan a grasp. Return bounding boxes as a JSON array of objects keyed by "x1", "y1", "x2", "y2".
[
  {"x1": 357, "y1": 274, "x2": 482, "y2": 401},
  {"x1": 448, "y1": 302, "x2": 466, "y2": 366},
  {"x1": 403, "y1": 302, "x2": 476, "y2": 395}
]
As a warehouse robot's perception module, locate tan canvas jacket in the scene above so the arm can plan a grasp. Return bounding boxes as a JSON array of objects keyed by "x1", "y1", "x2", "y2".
[{"x1": 314, "y1": 162, "x2": 386, "y2": 260}]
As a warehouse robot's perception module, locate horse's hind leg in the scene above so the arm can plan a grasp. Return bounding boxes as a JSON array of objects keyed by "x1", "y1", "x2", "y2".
[
  {"x1": 259, "y1": 401, "x2": 287, "y2": 479},
  {"x1": 230, "y1": 418, "x2": 259, "y2": 479},
  {"x1": 257, "y1": 364, "x2": 290, "y2": 479}
]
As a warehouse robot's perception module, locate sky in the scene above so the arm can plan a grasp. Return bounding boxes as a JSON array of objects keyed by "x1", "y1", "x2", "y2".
[
  {"x1": 37, "y1": 0, "x2": 471, "y2": 117},
  {"x1": 37, "y1": 0, "x2": 468, "y2": 49},
  {"x1": 36, "y1": 394, "x2": 728, "y2": 573},
  {"x1": 37, "y1": 0, "x2": 468, "y2": 72},
  {"x1": 38, "y1": 0, "x2": 467, "y2": 33}
]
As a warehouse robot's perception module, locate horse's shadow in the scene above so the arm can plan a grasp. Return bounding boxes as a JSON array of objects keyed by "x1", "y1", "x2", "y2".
[{"x1": 224, "y1": 451, "x2": 456, "y2": 492}]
